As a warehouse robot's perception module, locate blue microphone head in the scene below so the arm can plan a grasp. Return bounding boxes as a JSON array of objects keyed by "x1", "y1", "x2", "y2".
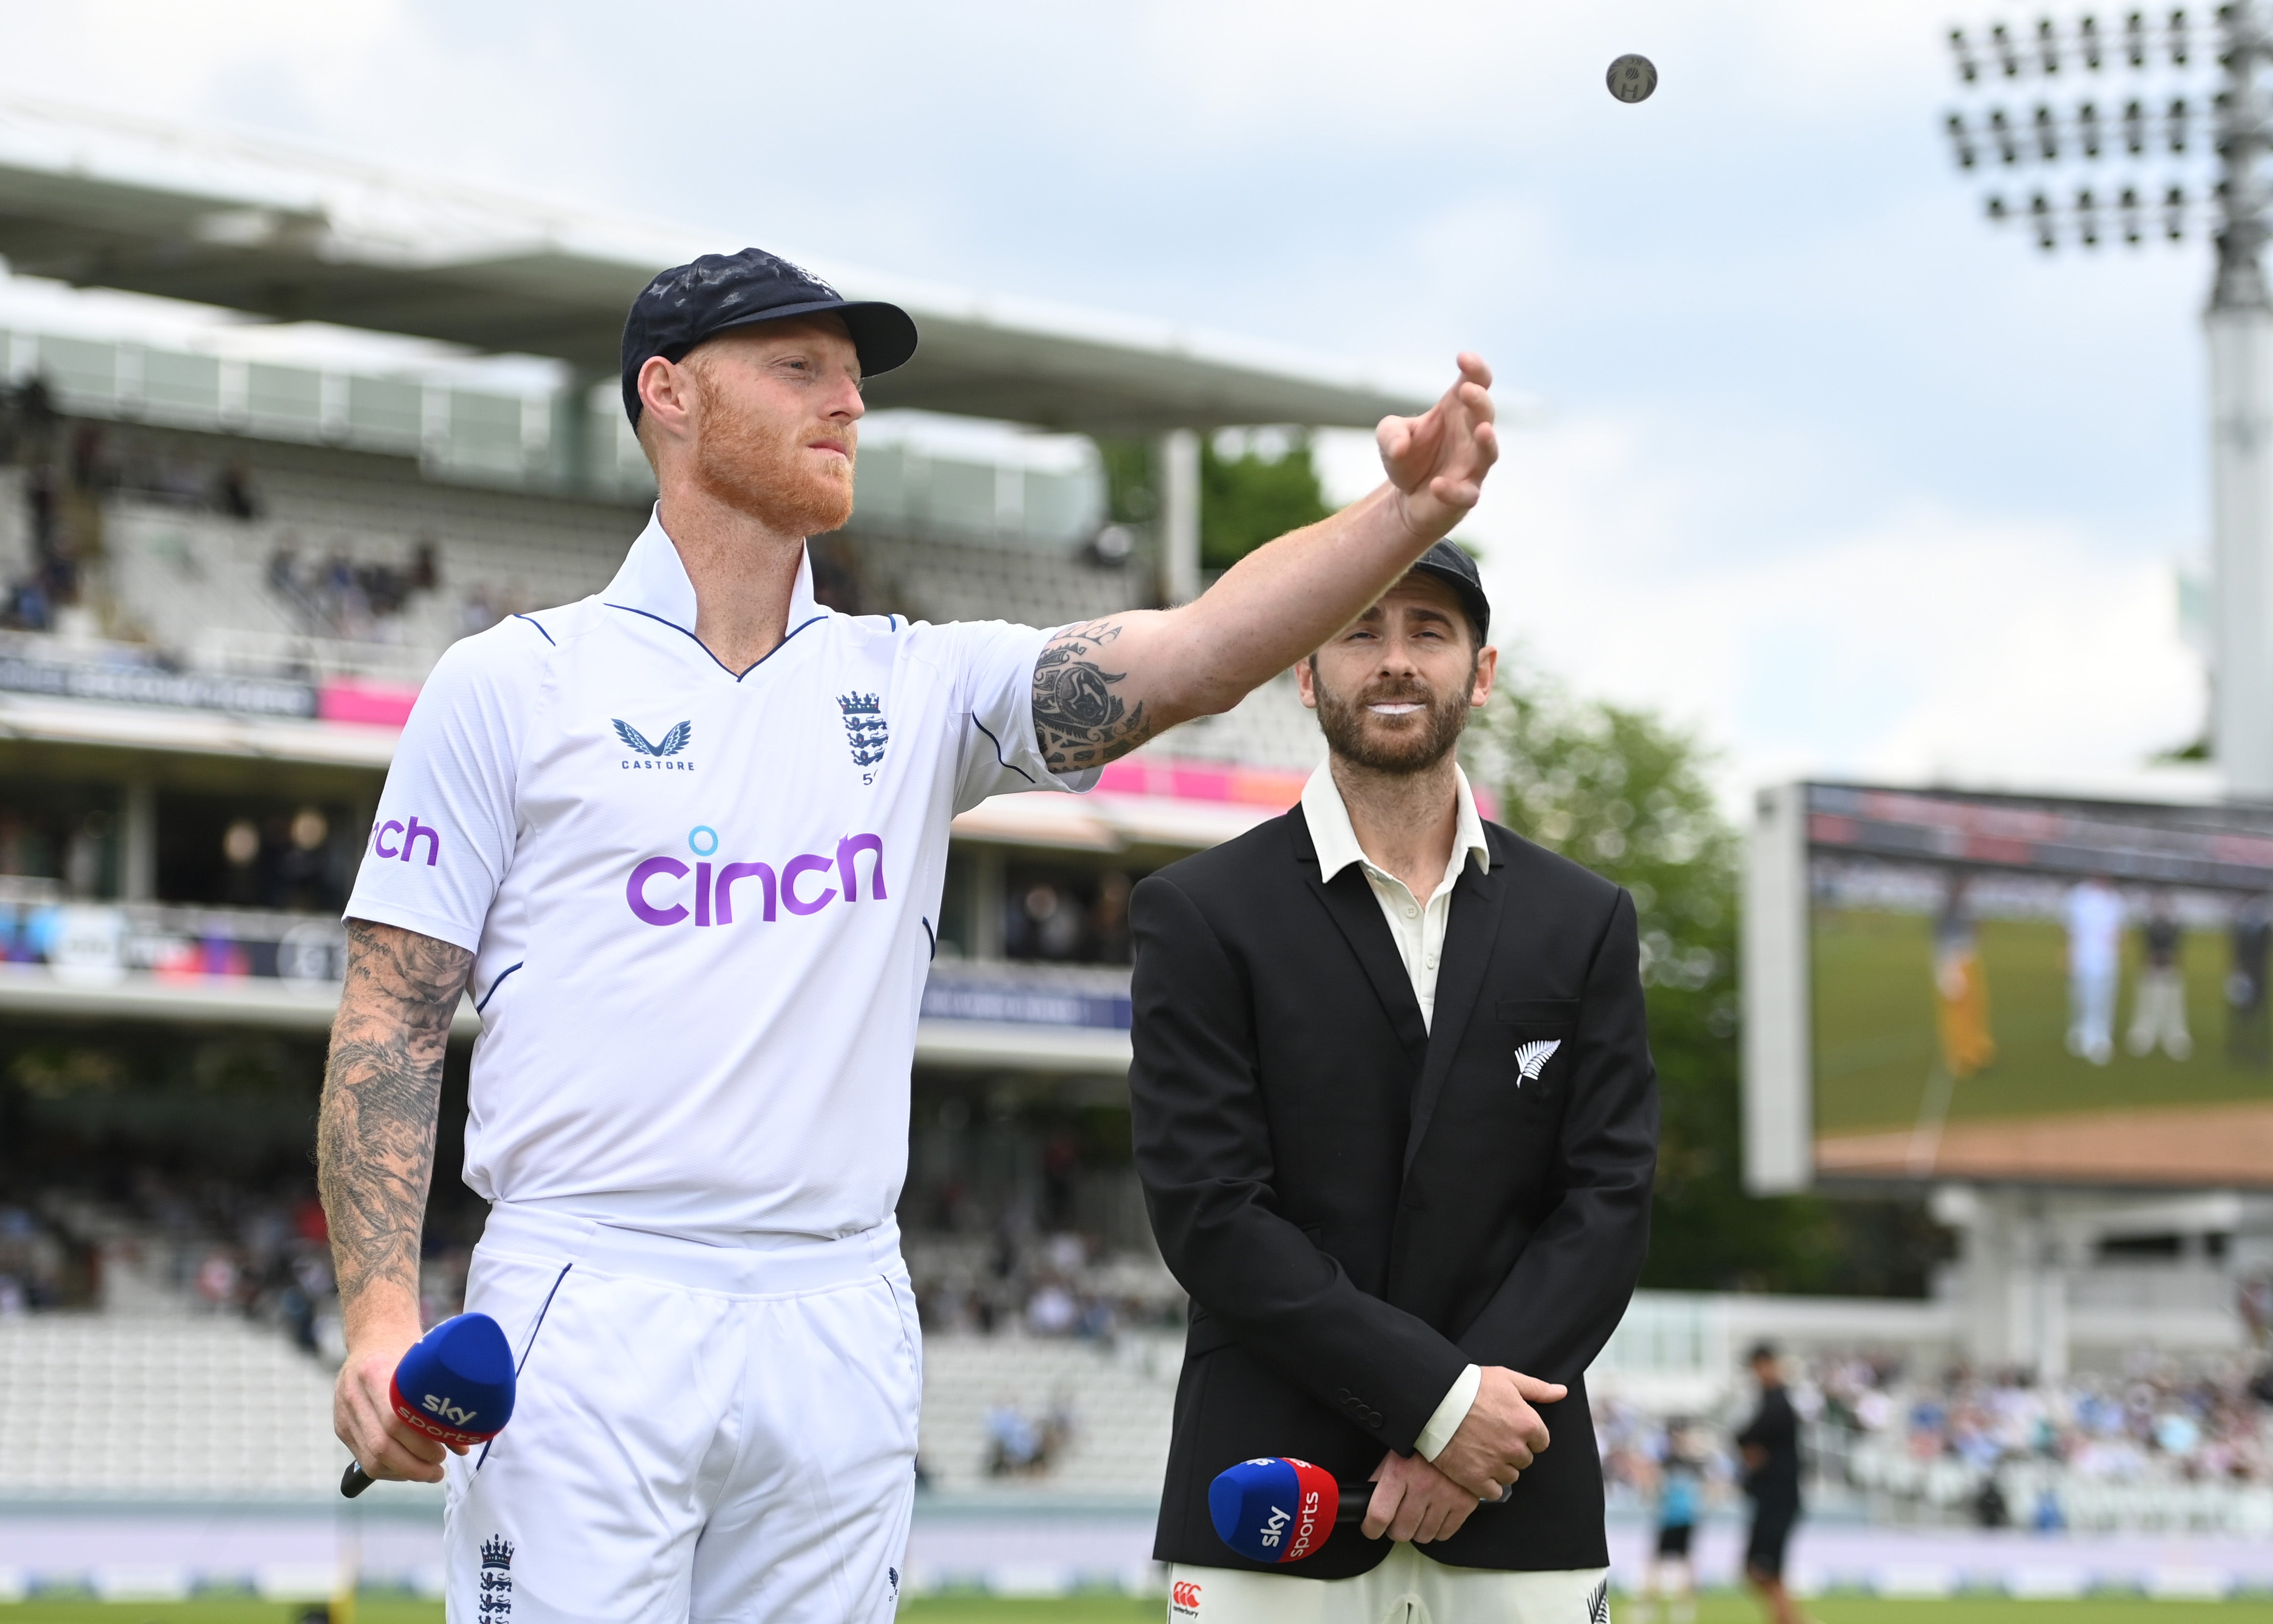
[
  {"x1": 389, "y1": 1312, "x2": 515, "y2": 1447},
  {"x1": 1208, "y1": 1457, "x2": 1341, "y2": 1565}
]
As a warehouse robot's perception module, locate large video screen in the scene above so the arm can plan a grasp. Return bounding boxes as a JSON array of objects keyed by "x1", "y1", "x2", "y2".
[{"x1": 1754, "y1": 783, "x2": 2273, "y2": 1188}]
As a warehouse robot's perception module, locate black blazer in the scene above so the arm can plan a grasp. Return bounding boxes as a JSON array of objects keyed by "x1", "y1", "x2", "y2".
[{"x1": 1128, "y1": 809, "x2": 1657, "y2": 1580}]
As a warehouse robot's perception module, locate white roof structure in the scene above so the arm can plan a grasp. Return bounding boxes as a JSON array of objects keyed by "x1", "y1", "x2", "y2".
[{"x1": 0, "y1": 95, "x2": 1446, "y2": 434}]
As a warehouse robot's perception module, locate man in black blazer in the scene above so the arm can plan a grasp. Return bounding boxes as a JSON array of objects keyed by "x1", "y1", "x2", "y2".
[{"x1": 1129, "y1": 541, "x2": 1658, "y2": 1622}]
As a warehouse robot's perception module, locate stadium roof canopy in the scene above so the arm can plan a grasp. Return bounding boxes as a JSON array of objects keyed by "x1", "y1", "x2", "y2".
[{"x1": 0, "y1": 96, "x2": 1446, "y2": 436}]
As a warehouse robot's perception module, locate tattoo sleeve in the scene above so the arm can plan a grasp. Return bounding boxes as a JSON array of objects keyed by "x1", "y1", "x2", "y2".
[
  {"x1": 1033, "y1": 618, "x2": 1156, "y2": 773},
  {"x1": 316, "y1": 920, "x2": 473, "y2": 1319}
]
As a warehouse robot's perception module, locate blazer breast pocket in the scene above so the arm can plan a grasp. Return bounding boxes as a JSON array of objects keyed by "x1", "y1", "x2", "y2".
[{"x1": 1495, "y1": 998, "x2": 1579, "y2": 1090}]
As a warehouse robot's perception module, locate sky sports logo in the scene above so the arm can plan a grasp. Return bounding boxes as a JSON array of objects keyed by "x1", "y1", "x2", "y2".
[{"x1": 626, "y1": 826, "x2": 886, "y2": 926}]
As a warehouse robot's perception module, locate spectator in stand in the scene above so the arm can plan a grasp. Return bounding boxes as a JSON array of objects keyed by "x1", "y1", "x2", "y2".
[
  {"x1": 1738, "y1": 1343, "x2": 1805, "y2": 1624},
  {"x1": 216, "y1": 461, "x2": 259, "y2": 520},
  {"x1": 2128, "y1": 890, "x2": 2193, "y2": 1060}
]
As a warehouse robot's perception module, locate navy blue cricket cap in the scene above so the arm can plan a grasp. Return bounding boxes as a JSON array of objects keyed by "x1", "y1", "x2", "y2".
[
  {"x1": 1407, "y1": 538, "x2": 1491, "y2": 644},
  {"x1": 620, "y1": 248, "x2": 919, "y2": 427}
]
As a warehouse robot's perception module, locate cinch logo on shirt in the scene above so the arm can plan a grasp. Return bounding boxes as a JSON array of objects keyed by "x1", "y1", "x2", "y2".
[
  {"x1": 371, "y1": 817, "x2": 441, "y2": 865},
  {"x1": 1171, "y1": 1580, "x2": 1203, "y2": 1616},
  {"x1": 625, "y1": 826, "x2": 887, "y2": 927}
]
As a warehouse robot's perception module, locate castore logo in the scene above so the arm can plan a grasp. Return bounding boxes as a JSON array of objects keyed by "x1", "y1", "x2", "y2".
[{"x1": 614, "y1": 717, "x2": 695, "y2": 771}]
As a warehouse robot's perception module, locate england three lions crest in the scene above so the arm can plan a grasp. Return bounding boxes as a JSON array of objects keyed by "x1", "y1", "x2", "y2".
[{"x1": 838, "y1": 692, "x2": 888, "y2": 769}]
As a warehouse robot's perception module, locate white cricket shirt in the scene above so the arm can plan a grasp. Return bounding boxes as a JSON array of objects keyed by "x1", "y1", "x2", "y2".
[
  {"x1": 1301, "y1": 759, "x2": 1492, "y2": 1461},
  {"x1": 345, "y1": 509, "x2": 1091, "y2": 1239}
]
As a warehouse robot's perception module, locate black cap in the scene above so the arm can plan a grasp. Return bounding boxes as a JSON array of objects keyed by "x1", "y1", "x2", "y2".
[
  {"x1": 1406, "y1": 539, "x2": 1491, "y2": 644},
  {"x1": 620, "y1": 248, "x2": 919, "y2": 427}
]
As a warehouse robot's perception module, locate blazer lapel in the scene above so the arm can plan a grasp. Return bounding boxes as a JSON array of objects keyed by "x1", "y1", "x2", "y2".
[
  {"x1": 1289, "y1": 814, "x2": 1429, "y2": 1066},
  {"x1": 1402, "y1": 845, "x2": 1509, "y2": 1176}
]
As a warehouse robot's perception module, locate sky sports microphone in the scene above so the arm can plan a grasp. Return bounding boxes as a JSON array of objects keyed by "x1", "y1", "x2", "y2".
[
  {"x1": 1210, "y1": 1457, "x2": 1369, "y2": 1564},
  {"x1": 341, "y1": 1312, "x2": 516, "y2": 1499}
]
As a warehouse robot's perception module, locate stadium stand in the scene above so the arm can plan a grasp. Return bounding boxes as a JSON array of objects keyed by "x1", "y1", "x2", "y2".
[
  {"x1": 0, "y1": 1314, "x2": 342, "y2": 1500},
  {"x1": 918, "y1": 1329, "x2": 1182, "y2": 1497}
]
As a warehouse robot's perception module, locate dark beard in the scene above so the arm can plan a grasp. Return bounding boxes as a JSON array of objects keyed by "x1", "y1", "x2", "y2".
[
  {"x1": 1313, "y1": 663, "x2": 1472, "y2": 774},
  {"x1": 693, "y1": 390, "x2": 856, "y2": 537}
]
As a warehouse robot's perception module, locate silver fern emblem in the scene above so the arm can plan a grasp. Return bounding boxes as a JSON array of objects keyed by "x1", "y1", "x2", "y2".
[
  {"x1": 1587, "y1": 1577, "x2": 1610, "y2": 1624},
  {"x1": 1514, "y1": 1039, "x2": 1562, "y2": 1086}
]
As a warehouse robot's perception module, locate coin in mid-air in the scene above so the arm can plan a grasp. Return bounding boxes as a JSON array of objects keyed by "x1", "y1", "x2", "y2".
[{"x1": 1607, "y1": 54, "x2": 1658, "y2": 103}]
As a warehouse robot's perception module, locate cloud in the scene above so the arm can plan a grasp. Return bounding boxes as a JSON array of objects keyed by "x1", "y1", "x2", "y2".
[{"x1": 0, "y1": 0, "x2": 2223, "y2": 805}]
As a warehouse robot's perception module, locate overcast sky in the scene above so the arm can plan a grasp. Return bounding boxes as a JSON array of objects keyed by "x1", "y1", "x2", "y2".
[{"x1": 0, "y1": 0, "x2": 2224, "y2": 799}]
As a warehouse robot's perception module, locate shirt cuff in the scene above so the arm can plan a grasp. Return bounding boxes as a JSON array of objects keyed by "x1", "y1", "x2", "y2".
[{"x1": 1415, "y1": 1364, "x2": 1482, "y2": 1462}]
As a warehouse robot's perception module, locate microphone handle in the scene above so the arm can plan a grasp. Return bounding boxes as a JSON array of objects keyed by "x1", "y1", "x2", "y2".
[
  {"x1": 341, "y1": 1460, "x2": 375, "y2": 1499},
  {"x1": 1335, "y1": 1479, "x2": 1516, "y2": 1523}
]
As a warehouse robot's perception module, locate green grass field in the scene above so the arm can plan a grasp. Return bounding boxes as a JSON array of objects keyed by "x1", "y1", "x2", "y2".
[
  {"x1": 3, "y1": 1595, "x2": 2273, "y2": 1624},
  {"x1": 1810, "y1": 909, "x2": 2273, "y2": 1137}
]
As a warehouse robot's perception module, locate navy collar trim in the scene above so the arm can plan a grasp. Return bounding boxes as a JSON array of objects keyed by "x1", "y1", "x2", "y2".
[{"x1": 605, "y1": 603, "x2": 829, "y2": 681}]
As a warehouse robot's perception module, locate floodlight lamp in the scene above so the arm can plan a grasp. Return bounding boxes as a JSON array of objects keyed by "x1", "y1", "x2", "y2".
[
  {"x1": 2081, "y1": 100, "x2": 2103, "y2": 153},
  {"x1": 1952, "y1": 26, "x2": 1982, "y2": 80},
  {"x1": 2125, "y1": 97, "x2": 2146, "y2": 150},
  {"x1": 1992, "y1": 106, "x2": 2022, "y2": 162},
  {"x1": 2040, "y1": 17, "x2": 2063, "y2": 71},
  {"x1": 2127, "y1": 9, "x2": 2148, "y2": 64},
  {"x1": 2171, "y1": 94, "x2": 2191, "y2": 150},
  {"x1": 1995, "y1": 21, "x2": 2023, "y2": 74},
  {"x1": 2082, "y1": 14, "x2": 2104, "y2": 66},
  {"x1": 2036, "y1": 102, "x2": 2062, "y2": 158},
  {"x1": 2172, "y1": 7, "x2": 2190, "y2": 63},
  {"x1": 1989, "y1": 193, "x2": 2010, "y2": 218},
  {"x1": 1948, "y1": 111, "x2": 1981, "y2": 167}
]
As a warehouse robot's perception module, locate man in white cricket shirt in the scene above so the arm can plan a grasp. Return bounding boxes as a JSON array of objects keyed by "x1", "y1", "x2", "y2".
[{"x1": 320, "y1": 247, "x2": 1509, "y2": 1624}]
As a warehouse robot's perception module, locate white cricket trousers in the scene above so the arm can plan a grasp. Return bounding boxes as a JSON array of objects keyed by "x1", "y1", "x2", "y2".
[
  {"x1": 442, "y1": 1203, "x2": 920, "y2": 1624},
  {"x1": 1169, "y1": 1550, "x2": 1610, "y2": 1624}
]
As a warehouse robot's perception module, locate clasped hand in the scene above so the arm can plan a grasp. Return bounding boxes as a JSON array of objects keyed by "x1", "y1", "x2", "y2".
[{"x1": 1357, "y1": 1365, "x2": 1567, "y2": 1544}]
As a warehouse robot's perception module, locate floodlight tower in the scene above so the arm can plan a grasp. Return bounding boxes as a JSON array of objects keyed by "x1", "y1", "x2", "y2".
[{"x1": 1947, "y1": 5, "x2": 2273, "y2": 795}]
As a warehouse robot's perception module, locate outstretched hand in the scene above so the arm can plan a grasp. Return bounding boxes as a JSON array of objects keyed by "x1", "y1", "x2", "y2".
[{"x1": 1377, "y1": 353, "x2": 1499, "y2": 543}]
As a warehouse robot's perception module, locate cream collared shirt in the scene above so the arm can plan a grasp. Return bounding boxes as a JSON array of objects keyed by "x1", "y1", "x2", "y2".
[{"x1": 1299, "y1": 760, "x2": 1488, "y2": 1462}]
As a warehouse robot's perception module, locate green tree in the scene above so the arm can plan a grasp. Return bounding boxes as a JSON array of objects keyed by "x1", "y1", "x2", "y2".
[
  {"x1": 1467, "y1": 664, "x2": 1946, "y2": 1296},
  {"x1": 1092, "y1": 431, "x2": 1336, "y2": 575},
  {"x1": 1200, "y1": 432, "x2": 1332, "y2": 571}
]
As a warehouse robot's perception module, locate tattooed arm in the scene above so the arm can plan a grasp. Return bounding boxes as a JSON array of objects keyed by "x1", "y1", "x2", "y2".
[
  {"x1": 318, "y1": 918, "x2": 474, "y2": 1484},
  {"x1": 1032, "y1": 355, "x2": 1500, "y2": 774}
]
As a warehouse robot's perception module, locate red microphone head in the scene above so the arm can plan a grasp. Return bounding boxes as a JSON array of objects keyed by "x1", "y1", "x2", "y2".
[{"x1": 1209, "y1": 1457, "x2": 1343, "y2": 1563}]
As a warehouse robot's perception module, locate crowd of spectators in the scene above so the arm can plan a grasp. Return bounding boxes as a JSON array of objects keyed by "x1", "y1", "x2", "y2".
[
  {"x1": 2, "y1": 383, "x2": 269, "y2": 633},
  {"x1": 265, "y1": 535, "x2": 441, "y2": 641},
  {"x1": 1595, "y1": 1350, "x2": 2273, "y2": 1532},
  {"x1": 0, "y1": 1159, "x2": 477, "y2": 1363},
  {"x1": 909, "y1": 1223, "x2": 1183, "y2": 1345},
  {"x1": 1003, "y1": 867, "x2": 1137, "y2": 964}
]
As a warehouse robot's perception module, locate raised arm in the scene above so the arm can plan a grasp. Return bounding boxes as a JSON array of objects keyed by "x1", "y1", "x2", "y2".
[
  {"x1": 1031, "y1": 354, "x2": 1498, "y2": 774},
  {"x1": 317, "y1": 918, "x2": 473, "y2": 1483}
]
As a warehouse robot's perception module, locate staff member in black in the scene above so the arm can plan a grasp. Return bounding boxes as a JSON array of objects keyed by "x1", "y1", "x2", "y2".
[
  {"x1": 1129, "y1": 543, "x2": 1657, "y2": 1623},
  {"x1": 1737, "y1": 1343, "x2": 1804, "y2": 1624}
]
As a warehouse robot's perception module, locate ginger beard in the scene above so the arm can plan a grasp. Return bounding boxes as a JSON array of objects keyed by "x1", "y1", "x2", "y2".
[
  {"x1": 1311, "y1": 656, "x2": 1475, "y2": 774},
  {"x1": 689, "y1": 365, "x2": 856, "y2": 537}
]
